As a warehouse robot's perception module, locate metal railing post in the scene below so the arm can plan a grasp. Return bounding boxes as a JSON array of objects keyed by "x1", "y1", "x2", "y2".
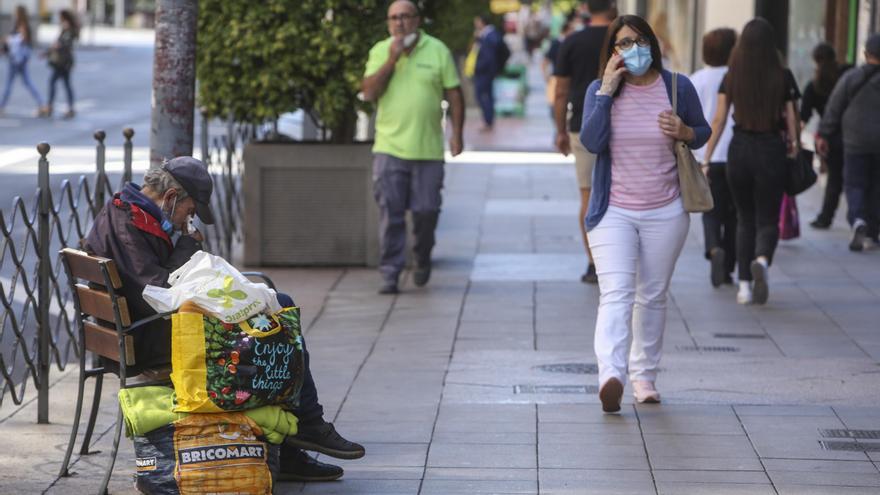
[
  {"x1": 37, "y1": 142, "x2": 51, "y2": 424},
  {"x1": 200, "y1": 109, "x2": 209, "y2": 163},
  {"x1": 93, "y1": 130, "x2": 107, "y2": 217},
  {"x1": 123, "y1": 128, "x2": 135, "y2": 186}
]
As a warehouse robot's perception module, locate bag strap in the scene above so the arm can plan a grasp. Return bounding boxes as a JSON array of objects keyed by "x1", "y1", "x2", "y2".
[
  {"x1": 672, "y1": 72, "x2": 678, "y2": 114},
  {"x1": 843, "y1": 66, "x2": 880, "y2": 113}
]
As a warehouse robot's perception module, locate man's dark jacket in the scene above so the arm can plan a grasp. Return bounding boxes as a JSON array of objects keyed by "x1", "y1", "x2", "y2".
[
  {"x1": 83, "y1": 183, "x2": 202, "y2": 367},
  {"x1": 819, "y1": 64, "x2": 880, "y2": 154},
  {"x1": 475, "y1": 26, "x2": 504, "y2": 78}
]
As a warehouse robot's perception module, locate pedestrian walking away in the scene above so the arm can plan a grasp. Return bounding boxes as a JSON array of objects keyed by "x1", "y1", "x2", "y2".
[
  {"x1": 817, "y1": 34, "x2": 880, "y2": 252},
  {"x1": 83, "y1": 158, "x2": 365, "y2": 483},
  {"x1": 0, "y1": 5, "x2": 45, "y2": 116},
  {"x1": 473, "y1": 14, "x2": 506, "y2": 132},
  {"x1": 802, "y1": 43, "x2": 850, "y2": 230},
  {"x1": 361, "y1": 0, "x2": 465, "y2": 295},
  {"x1": 703, "y1": 18, "x2": 801, "y2": 305},
  {"x1": 542, "y1": 10, "x2": 576, "y2": 120},
  {"x1": 553, "y1": 0, "x2": 617, "y2": 285},
  {"x1": 691, "y1": 28, "x2": 738, "y2": 288},
  {"x1": 581, "y1": 15, "x2": 710, "y2": 413},
  {"x1": 42, "y1": 9, "x2": 79, "y2": 119}
]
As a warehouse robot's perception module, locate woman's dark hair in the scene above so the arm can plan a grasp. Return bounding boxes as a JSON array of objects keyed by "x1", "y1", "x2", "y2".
[
  {"x1": 725, "y1": 18, "x2": 784, "y2": 132},
  {"x1": 598, "y1": 15, "x2": 663, "y2": 90},
  {"x1": 812, "y1": 42, "x2": 839, "y2": 97},
  {"x1": 13, "y1": 5, "x2": 32, "y2": 45},
  {"x1": 702, "y1": 28, "x2": 736, "y2": 67}
]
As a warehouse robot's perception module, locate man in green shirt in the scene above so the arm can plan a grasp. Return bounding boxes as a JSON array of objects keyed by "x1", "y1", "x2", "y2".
[{"x1": 362, "y1": 0, "x2": 465, "y2": 294}]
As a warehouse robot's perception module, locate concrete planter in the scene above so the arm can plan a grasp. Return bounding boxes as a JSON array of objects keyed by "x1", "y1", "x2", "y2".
[{"x1": 243, "y1": 142, "x2": 378, "y2": 267}]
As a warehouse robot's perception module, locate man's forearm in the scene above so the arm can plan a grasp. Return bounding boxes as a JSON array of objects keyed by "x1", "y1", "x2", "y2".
[
  {"x1": 553, "y1": 78, "x2": 570, "y2": 135},
  {"x1": 448, "y1": 87, "x2": 465, "y2": 138},
  {"x1": 362, "y1": 59, "x2": 397, "y2": 102}
]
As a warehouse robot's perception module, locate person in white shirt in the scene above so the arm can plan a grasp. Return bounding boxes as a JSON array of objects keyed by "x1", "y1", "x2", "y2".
[{"x1": 691, "y1": 28, "x2": 737, "y2": 288}]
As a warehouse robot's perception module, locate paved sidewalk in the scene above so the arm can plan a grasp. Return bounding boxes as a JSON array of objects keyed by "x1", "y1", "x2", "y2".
[{"x1": 2, "y1": 146, "x2": 879, "y2": 494}]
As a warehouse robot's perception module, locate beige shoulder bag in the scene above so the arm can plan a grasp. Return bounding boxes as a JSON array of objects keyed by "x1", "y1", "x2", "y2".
[{"x1": 672, "y1": 72, "x2": 714, "y2": 213}]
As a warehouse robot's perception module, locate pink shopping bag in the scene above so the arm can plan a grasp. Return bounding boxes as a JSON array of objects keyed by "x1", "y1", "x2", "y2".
[{"x1": 779, "y1": 193, "x2": 800, "y2": 240}]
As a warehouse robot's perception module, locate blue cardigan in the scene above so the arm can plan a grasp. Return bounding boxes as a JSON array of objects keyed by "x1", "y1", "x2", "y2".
[{"x1": 579, "y1": 69, "x2": 711, "y2": 231}]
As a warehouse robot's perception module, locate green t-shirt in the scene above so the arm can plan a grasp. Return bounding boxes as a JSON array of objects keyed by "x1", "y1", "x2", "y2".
[{"x1": 365, "y1": 31, "x2": 460, "y2": 161}]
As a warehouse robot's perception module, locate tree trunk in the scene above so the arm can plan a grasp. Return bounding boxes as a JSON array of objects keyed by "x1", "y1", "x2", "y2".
[{"x1": 150, "y1": 0, "x2": 198, "y2": 168}]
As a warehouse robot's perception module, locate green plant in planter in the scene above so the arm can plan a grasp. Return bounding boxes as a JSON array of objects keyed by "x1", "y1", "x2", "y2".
[{"x1": 197, "y1": 0, "x2": 386, "y2": 143}]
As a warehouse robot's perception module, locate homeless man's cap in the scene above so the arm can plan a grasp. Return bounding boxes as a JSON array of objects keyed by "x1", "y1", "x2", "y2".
[{"x1": 162, "y1": 156, "x2": 215, "y2": 225}]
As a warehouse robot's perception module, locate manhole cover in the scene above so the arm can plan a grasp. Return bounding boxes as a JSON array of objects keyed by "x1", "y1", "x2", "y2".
[
  {"x1": 819, "y1": 440, "x2": 880, "y2": 452},
  {"x1": 821, "y1": 429, "x2": 880, "y2": 440},
  {"x1": 676, "y1": 345, "x2": 740, "y2": 352},
  {"x1": 713, "y1": 333, "x2": 766, "y2": 339},
  {"x1": 534, "y1": 363, "x2": 599, "y2": 374},
  {"x1": 513, "y1": 385, "x2": 598, "y2": 394}
]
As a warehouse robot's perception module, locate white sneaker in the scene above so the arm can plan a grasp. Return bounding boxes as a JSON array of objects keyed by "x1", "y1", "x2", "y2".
[
  {"x1": 632, "y1": 380, "x2": 661, "y2": 403},
  {"x1": 737, "y1": 281, "x2": 753, "y2": 305}
]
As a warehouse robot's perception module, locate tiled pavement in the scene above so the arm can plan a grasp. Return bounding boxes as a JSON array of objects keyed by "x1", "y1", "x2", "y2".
[{"x1": 3, "y1": 68, "x2": 880, "y2": 494}]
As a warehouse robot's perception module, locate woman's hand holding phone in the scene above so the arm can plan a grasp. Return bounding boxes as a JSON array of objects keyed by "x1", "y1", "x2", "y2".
[{"x1": 598, "y1": 54, "x2": 627, "y2": 96}]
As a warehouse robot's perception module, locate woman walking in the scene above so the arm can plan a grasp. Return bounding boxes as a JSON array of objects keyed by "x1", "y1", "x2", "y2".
[
  {"x1": 703, "y1": 18, "x2": 800, "y2": 305},
  {"x1": 581, "y1": 15, "x2": 710, "y2": 412},
  {"x1": 691, "y1": 28, "x2": 738, "y2": 287},
  {"x1": 802, "y1": 43, "x2": 848, "y2": 229},
  {"x1": 44, "y1": 9, "x2": 79, "y2": 118},
  {"x1": 0, "y1": 6, "x2": 45, "y2": 116}
]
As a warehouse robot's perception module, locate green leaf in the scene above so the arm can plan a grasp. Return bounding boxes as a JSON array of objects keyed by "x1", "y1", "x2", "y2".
[{"x1": 228, "y1": 290, "x2": 248, "y2": 300}]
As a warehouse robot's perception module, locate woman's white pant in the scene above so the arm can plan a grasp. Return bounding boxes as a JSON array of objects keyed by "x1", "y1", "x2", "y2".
[{"x1": 588, "y1": 198, "x2": 689, "y2": 386}]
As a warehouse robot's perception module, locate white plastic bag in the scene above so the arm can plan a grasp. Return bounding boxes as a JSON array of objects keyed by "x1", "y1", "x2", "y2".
[{"x1": 142, "y1": 251, "x2": 282, "y2": 323}]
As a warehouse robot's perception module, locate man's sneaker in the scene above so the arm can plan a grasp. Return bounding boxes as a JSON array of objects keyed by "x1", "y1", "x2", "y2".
[
  {"x1": 810, "y1": 217, "x2": 831, "y2": 229},
  {"x1": 378, "y1": 282, "x2": 399, "y2": 295},
  {"x1": 736, "y1": 281, "x2": 753, "y2": 305},
  {"x1": 850, "y1": 222, "x2": 867, "y2": 252},
  {"x1": 413, "y1": 261, "x2": 432, "y2": 287},
  {"x1": 599, "y1": 377, "x2": 623, "y2": 413},
  {"x1": 581, "y1": 263, "x2": 598, "y2": 284},
  {"x1": 750, "y1": 259, "x2": 769, "y2": 305},
  {"x1": 285, "y1": 421, "x2": 365, "y2": 460},
  {"x1": 632, "y1": 380, "x2": 660, "y2": 403},
  {"x1": 277, "y1": 447, "x2": 343, "y2": 482},
  {"x1": 709, "y1": 248, "x2": 726, "y2": 288}
]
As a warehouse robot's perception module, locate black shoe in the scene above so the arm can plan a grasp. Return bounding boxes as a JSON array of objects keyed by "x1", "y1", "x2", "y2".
[
  {"x1": 277, "y1": 447, "x2": 343, "y2": 482},
  {"x1": 581, "y1": 263, "x2": 598, "y2": 284},
  {"x1": 378, "y1": 282, "x2": 399, "y2": 295},
  {"x1": 750, "y1": 260, "x2": 769, "y2": 305},
  {"x1": 285, "y1": 421, "x2": 365, "y2": 460},
  {"x1": 709, "y1": 248, "x2": 726, "y2": 288},
  {"x1": 723, "y1": 274, "x2": 734, "y2": 285},
  {"x1": 850, "y1": 223, "x2": 867, "y2": 252},
  {"x1": 810, "y1": 217, "x2": 831, "y2": 229},
  {"x1": 413, "y1": 260, "x2": 431, "y2": 287}
]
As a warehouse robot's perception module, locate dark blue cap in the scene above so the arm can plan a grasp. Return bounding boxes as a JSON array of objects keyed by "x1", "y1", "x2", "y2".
[
  {"x1": 867, "y1": 33, "x2": 880, "y2": 58},
  {"x1": 162, "y1": 156, "x2": 215, "y2": 225}
]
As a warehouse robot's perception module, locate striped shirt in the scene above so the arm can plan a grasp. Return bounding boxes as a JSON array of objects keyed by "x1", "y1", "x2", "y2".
[{"x1": 608, "y1": 75, "x2": 679, "y2": 210}]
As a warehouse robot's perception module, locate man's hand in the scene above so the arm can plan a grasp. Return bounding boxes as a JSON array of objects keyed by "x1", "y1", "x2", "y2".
[
  {"x1": 449, "y1": 134, "x2": 463, "y2": 157},
  {"x1": 815, "y1": 135, "x2": 830, "y2": 158},
  {"x1": 389, "y1": 36, "x2": 405, "y2": 62},
  {"x1": 188, "y1": 229, "x2": 205, "y2": 243},
  {"x1": 556, "y1": 132, "x2": 571, "y2": 156}
]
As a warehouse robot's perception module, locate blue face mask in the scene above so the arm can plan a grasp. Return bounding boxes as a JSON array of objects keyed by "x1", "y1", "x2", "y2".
[
  {"x1": 159, "y1": 196, "x2": 178, "y2": 236},
  {"x1": 621, "y1": 45, "x2": 652, "y2": 76}
]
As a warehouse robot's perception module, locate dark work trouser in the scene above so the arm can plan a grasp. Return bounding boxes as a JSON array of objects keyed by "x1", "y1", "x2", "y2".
[
  {"x1": 817, "y1": 135, "x2": 844, "y2": 224},
  {"x1": 474, "y1": 74, "x2": 495, "y2": 126},
  {"x1": 726, "y1": 130, "x2": 786, "y2": 281},
  {"x1": 372, "y1": 153, "x2": 445, "y2": 284},
  {"x1": 843, "y1": 151, "x2": 880, "y2": 238},
  {"x1": 702, "y1": 163, "x2": 737, "y2": 275}
]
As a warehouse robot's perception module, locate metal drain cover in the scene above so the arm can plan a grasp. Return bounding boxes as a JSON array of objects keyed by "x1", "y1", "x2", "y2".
[
  {"x1": 513, "y1": 385, "x2": 598, "y2": 394},
  {"x1": 534, "y1": 363, "x2": 599, "y2": 374},
  {"x1": 821, "y1": 429, "x2": 880, "y2": 440},
  {"x1": 676, "y1": 345, "x2": 740, "y2": 352},
  {"x1": 713, "y1": 333, "x2": 766, "y2": 339},
  {"x1": 819, "y1": 440, "x2": 880, "y2": 452}
]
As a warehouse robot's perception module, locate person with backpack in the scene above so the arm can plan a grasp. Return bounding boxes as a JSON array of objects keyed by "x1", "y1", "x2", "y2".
[
  {"x1": 818, "y1": 34, "x2": 880, "y2": 251},
  {"x1": 0, "y1": 5, "x2": 45, "y2": 116},
  {"x1": 473, "y1": 14, "x2": 508, "y2": 132}
]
